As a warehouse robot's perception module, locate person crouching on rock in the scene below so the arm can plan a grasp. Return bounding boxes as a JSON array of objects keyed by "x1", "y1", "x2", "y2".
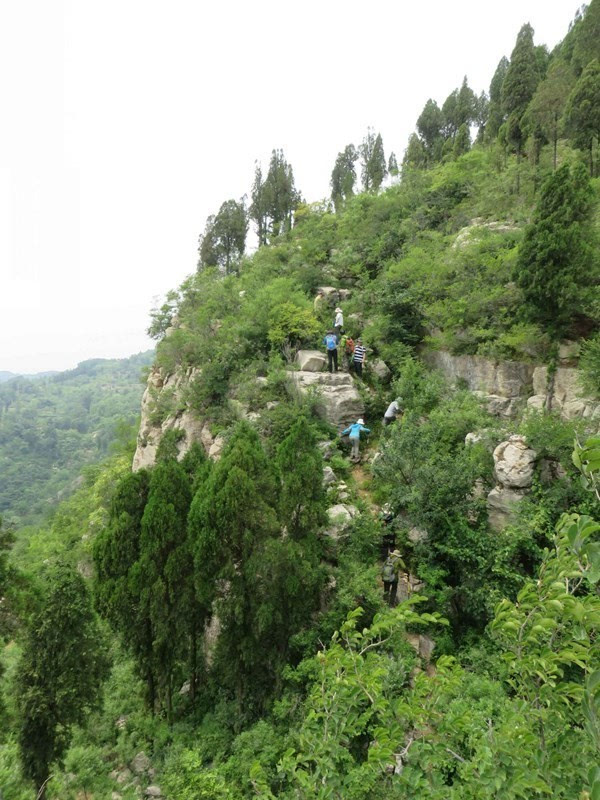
[
  {"x1": 340, "y1": 418, "x2": 370, "y2": 462},
  {"x1": 383, "y1": 397, "x2": 403, "y2": 427},
  {"x1": 323, "y1": 329, "x2": 339, "y2": 373}
]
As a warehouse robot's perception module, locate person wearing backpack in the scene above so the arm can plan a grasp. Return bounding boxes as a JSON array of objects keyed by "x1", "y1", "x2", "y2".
[
  {"x1": 323, "y1": 329, "x2": 339, "y2": 373},
  {"x1": 382, "y1": 549, "x2": 404, "y2": 607},
  {"x1": 340, "y1": 418, "x2": 371, "y2": 462}
]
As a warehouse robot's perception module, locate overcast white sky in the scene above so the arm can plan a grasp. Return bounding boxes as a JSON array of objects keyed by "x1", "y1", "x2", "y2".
[{"x1": 0, "y1": 0, "x2": 581, "y2": 374}]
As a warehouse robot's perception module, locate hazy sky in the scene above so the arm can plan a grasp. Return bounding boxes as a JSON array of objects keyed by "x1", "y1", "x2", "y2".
[{"x1": 0, "y1": 0, "x2": 581, "y2": 373}]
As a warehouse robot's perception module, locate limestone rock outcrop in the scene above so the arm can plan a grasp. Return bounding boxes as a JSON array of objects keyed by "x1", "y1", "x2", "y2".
[
  {"x1": 528, "y1": 365, "x2": 600, "y2": 420},
  {"x1": 425, "y1": 351, "x2": 534, "y2": 418},
  {"x1": 487, "y1": 435, "x2": 537, "y2": 531},
  {"x1": 296, "y1": 349, "x2": 327, "y2": 372},
  {"x1": 289, "y1": 371, "x2": 364, "y2": 429},
  {"x1": 132, "y1": 366, "x2": 210, "y2": 471}
]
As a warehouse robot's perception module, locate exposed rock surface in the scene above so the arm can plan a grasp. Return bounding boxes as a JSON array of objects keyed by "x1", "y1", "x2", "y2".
[
  {"x1": 325, "y1": 503, "x2": 359, "y2": 539},
  {"x1": 453, "y1": 219, "x2": 518, "y2": 250},
  {"x1": 296, "y1": 349, "x2": 327, "y2": 372},
  {"x1": 322, "y1": 466, "x2": 337, "y2": 486},
  {"x1": 528, "y1": 365, "x2": 600, "y2": 420},
  {"x1": 371, "y1": 359, "x2": 392, "y2": 382},
  {"x1": 289, "y1": 371, "x2": 364, "y2": 429},
  {"x1": 131, "y1": 752, "x2": 152, "y2": 775},
  {"x1": 133, "y1": 366, "x2": 204, "y2": 471},
  {"x1": 425, "y1": 351, "x2": 534, "y2": 418},
  {"x1": 487, "y1": 435, "x2": 537, "y2": 531}
]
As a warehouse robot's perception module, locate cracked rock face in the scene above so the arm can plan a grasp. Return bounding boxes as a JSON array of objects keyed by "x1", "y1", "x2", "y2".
[
  {"x1": 289, "y1": 371, "x2": 364, "y2": 429},
  {"x1": 493, "y1": 435, "x2": 537, "y2": 489}
]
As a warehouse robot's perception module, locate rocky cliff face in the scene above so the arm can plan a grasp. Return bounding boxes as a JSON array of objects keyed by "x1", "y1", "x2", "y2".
[{"x1": 427, "y1": 347, "x2": 598, "y2": 421}]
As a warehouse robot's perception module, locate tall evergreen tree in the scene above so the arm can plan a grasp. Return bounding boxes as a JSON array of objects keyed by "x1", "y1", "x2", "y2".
[
  {"x1": 564, "y1": 59, "x2": 600, "y2": 175},
  {"x1": 441, "y1": 89, "x2": 460, "y2": 139},
  {"x1": 276, "y1": 416, "x2": 327, "y2": 542},
  {"x1": 486, "y1": 56, "x2": 509, "y2": 139},
  {"x1": 94, "y1": 471, "x2": 160, "y2": 708},
  {"x1": 190, "y1": 423, "x2": 279, "y2": 711},
  {"x1": 572, "y1": 0, "x2": 600, "y2": 74},
  {"x1": 527, "y1": 60, "x2": 574, "y2": 168},
  {"x1": 359, "y1": 128, "x2": 387, "y2": 191},
  {"x1": 139, "y1": 460, "x2": 192, "y2": 718},
  {"x1": 199, "y1": 199, "x2": 248, "y2": 274},
  {"x1": 515, "y1": 162, "x2": 595, "y2": 330},
  {"x1": 17, "y1": 565, "x2": 109, "y2": 800},
  {"x1": 388, "y1": 151, "x2": 399, "y2": 176},
  {"x1": 265, "y1": 149, "x2": 301, "y2": 239},
  {"x1": 249, "y1": 162, "x2": 268, "y2": 247},
  {"x1": 502, "y1": 24, "x2": 541, "y2": 118},
  {"x1": 417, "y1": 99, "x2": 444, "y2": 158},
  {"x1": 456, "y1": 76, "x2": 477, "y2": 128},
  {"x1": 453, "y1": 123, "x2": 471, "y2": 158},
  {"x1": 402, "y1": 134, "x2": 427, "y2": 170},
  {"x1": 330, "y1": 144, "x2": 358, "y2": 210}
]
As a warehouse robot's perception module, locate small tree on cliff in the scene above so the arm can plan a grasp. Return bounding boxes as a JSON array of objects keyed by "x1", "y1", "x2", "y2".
[{"x1": 17, "y1": 564, "x2": 109, "y2": 800}]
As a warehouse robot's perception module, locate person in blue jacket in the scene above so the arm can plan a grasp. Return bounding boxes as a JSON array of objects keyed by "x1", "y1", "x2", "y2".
[{"x1": 340, "y1": 418, "x2": 371, "y2": 462}]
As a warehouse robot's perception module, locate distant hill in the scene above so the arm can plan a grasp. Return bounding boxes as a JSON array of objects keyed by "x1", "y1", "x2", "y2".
[
  {"x1": 0, "y1": 369, "x2": 59, "y2": 383},
  {"x1": 0, "y1": 350, "x2": 153, "y2": 524}
]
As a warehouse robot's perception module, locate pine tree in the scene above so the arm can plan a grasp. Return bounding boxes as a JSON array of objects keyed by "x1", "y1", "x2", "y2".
[
  {"x1": 441, "y1": 89, "x2": 459, "y2": 139},
  {"x1": 456, "y1": 76, "x2": 477, "y2": 128},
  {"x1": 330, "y1": 144, "x2": 358, "y2": 210},
  {"x1": 263, "y1": 149, "x2": 300, "y2": 239},
  {"x1": 387, "y1": 151, "x2": 399, "y2": 176},
  {"x1": 17, "y1": 565, "x2": 109, "y2": 799},
  {"x1": 515, "y1": 162, "x2": 595, "y2": 330},
  {"x1": 564, "y1": 59, "x2": 600, "y2": 176}
]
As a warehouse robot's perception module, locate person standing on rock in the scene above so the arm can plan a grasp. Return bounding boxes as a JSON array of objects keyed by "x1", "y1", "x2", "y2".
[
  {"x1": 382, "y1": 549, "x2": 404, "y2": 607},
  {"x1": 352, "y1": 338, "x2": 367, "y2": 378},
  {"x1": 334, "y1": 307, "x2": 344, "y2": 337},
  {"x1": 383, "y1": 397, "x2": 403, "y2": 426},
  {"x1": 323, "y1": 329, "x2": 339, "y2": 373},
  {"x1": 314, "y1": 289, "x2": 325, "y2": 315},
  {"x1": 340, "y1": 418, "x2": 370, "y2": 462}
]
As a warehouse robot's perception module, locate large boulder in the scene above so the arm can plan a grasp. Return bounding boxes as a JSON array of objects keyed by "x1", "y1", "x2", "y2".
[
  {"x1": 493, "y1": 435, "x2": 537, "y2": 489},
  {"x1": 296, "y1": 350, "x2": 327, "y2": 372},
  {"x1": 487, "y1": 485, "x2": 527, "y2": 531},
  {"x1": 289, "y1": 371, "x2": 364, "y2": 429},
  {"x1": 371, "y1": 359, "x2": 392, "y2": 382}
]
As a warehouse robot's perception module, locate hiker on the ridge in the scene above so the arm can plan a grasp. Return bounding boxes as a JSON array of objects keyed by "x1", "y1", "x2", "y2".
[
  {"x1": 323, "y1": 329, "x2": 339, "y2": 373},
  {"x1": 340, "y1": 333, "x2": 354, "y2": 371},
  {"x1": 383, "y1": 397, "x2": 403, "y2": 426},
  {"x1": 334, "y1": 306, "x2": 344, "y2": 337},
  {"x1": 382, "y1": 549, "x2": 404, "y2": 607},
  {"x1": 352, "y1": 338, "x2": 367, "y2": 378},
  {"x1": 314, "y1": 289, "x2": 325, "y2": 314},
  {"x1": 340, "y1": 417, "x2": 370, "y2": 462}
]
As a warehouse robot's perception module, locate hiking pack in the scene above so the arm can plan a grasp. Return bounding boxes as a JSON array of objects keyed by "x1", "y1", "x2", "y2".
[
  {"x1": 382, "y1": 557, "x2": 397, "y2": 582},
  {"x1": 325, "y1": 334, "x2": 337, "y2": 351}
]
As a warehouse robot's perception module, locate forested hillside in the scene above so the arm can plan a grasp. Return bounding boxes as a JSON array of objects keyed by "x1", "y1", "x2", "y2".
[
  {"x1": 2, "y1": 4, "x2": 600, "y2": 799},
  {"x1": 0, "y1": 351, "x2": 153, "y2": 524}
]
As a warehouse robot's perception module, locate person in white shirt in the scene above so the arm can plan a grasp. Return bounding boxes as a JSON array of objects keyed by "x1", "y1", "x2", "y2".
[
  {"x1": 383, "y1": 397, "x2": 403, "y2": 426},
  {"x1": 334, "y1": 307, "x2": 344, "y2": 336}
]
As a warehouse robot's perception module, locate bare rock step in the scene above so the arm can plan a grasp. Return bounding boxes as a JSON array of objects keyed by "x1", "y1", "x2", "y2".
[
  {"x1": 296, "y1": 350, "x2": 327, "y2": 372},
  {"x1": 289, "y1": 371, "x2": 364, "y2": 429}
]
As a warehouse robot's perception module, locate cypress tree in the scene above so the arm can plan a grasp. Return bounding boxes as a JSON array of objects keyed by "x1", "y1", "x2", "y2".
[
  {"x1": 17, "y1": 565, "x2": 109, "y2": 800},
  {"x1": 417, "y1": 99, "x2": 444, "y2": 159},
  {"x1": 330, "y1": 144, "x2": 358, "y2": 210},
  {"x1": 515, "y1": 162, "x2": 595, "y2": 331},
  {"x1": 453, "y1": 123, "x2": 471, "y2": 158},
  {"x1": 139, "y1": 460, "x2": 192, "y2": 719},
  {"x1": 486, "y1": 56, "x2": 509, "y2": 140},
  {"x1": 572, "y1": 0, "x2": 600, "y2": 74},
  {"x1": 502, "y1": 24, "x2": 540, "y2": 118},
  {"x1": 359, "y1": 129, "x2": 387, "y2": 191},
  {"x1": 93, "y1": 470, "x2": 157, "y2": 708},
  {"x1": 528, "y1": 60, "x2": 575, "y2": 169},
  {"x1": 276, "y1": 416, "x2": 327, "y2": 542}
]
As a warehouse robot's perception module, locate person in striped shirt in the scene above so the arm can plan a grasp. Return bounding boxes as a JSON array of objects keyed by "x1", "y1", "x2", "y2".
[{"x1": 352, "y1": 338, "x2": 367, "y2": 378}]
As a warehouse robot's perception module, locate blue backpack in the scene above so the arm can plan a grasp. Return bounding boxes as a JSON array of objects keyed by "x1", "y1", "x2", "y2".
[{"x1": 325, "y1": 334, "x2": 337, "y2": 351}]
